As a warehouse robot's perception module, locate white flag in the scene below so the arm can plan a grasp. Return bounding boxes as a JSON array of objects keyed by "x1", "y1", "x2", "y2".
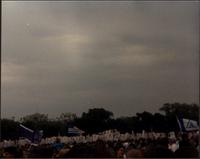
[{"x1": 177, "y1": 118, "x2": 199, "y2": 132}]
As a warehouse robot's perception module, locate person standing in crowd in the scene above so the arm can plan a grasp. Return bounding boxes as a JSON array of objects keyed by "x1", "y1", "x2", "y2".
[
  {"x1": 174, "y1": 133, "x2": 199, "y2": 158},
  {"x1": 115, "y1": 145, "x2": 126, "y2": 158},
  {"x1": 2, "y1": 146, "x2": 23, "y2": 158}
]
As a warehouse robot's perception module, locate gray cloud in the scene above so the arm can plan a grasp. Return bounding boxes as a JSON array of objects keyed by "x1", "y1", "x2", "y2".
[{"x1": 2, "y1": 1, "x2": 199, "y2": 118}]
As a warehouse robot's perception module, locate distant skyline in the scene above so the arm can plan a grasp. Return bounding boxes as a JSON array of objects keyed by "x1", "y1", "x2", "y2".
[{"x1": 2, "y1": 1, "x2": 199, "y2": 119}]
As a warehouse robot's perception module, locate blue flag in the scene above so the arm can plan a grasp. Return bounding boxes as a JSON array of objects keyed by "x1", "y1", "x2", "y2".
[
  {"x1": 67, "y1": 125, "x2": 84, "y2": 136},
  {"x1": 19, "y1": 124, "x2": 34, "y2": 142},
  {"x1": 33, "y1": 130, "x2": 43, "y2": 144},
  {"x1": 19, "y1": 124, "x2": 43, "y2": 143},
  {"x1": 177, "y1": 117, "x2": 199, "y2": 132}
]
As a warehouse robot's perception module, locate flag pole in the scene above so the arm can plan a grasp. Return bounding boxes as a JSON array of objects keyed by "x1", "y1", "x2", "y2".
[{"x1": 176, "y1": 116, "x2": 183, "y2": 134}]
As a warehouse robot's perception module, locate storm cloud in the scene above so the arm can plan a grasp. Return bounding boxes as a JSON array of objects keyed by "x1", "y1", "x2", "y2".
[{"x1": 2, "y1": 1, "x2": 199, "y2": 119}]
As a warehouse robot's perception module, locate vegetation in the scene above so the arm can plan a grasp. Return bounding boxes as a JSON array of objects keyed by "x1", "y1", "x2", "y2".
[{"x1": 0, "y1": 103, "x2": 199, "y2": 140}]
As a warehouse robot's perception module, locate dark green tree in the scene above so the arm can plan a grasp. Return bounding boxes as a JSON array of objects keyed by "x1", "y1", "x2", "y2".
[
  {"x1": 135, "y1": 111, "x2": 154, "y2": 132},
  {"x1": 159, "y1": 103, "x2": 199, "y2": 121},
  {"x1": 20, "y1": 113, "x2": 49, "y2": 130},
  {"x1": 1, "y1": 119, "x2": 20, "y2": 140},
  {"x1": 74, "y1": 108, "x2": 113, "y2": 134},
  {"x1": 152, "y1": 113, "x2": 167, "y2": 132}
]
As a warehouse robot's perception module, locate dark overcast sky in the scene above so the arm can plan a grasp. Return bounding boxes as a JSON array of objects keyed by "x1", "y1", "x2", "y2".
[{"x1": 2, "y1": 1, "x2": 199, "y2": 119}]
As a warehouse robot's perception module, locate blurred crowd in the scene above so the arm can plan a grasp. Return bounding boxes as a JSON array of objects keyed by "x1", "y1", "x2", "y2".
[{"x1": 0, "y1": 130, "x2": 199, "y2": 158}]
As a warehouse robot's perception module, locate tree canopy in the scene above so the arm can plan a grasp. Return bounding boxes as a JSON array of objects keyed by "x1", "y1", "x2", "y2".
[
  {"x1": 159, "y1": 103, "x2": 199, "y2": 122},
  {"x1": 1, "y1": 102, "x2": 199, "y2": 140}
]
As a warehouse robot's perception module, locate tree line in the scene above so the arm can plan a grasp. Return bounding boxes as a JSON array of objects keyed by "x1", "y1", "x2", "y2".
[{"x1": 0, "y1": 103, "x2": 199, "y2": 140}]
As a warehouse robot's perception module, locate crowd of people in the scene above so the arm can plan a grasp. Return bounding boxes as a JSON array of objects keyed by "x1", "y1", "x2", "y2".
[{"x1": 0, "y1": 130, "x2": 199, "y2": 158}]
